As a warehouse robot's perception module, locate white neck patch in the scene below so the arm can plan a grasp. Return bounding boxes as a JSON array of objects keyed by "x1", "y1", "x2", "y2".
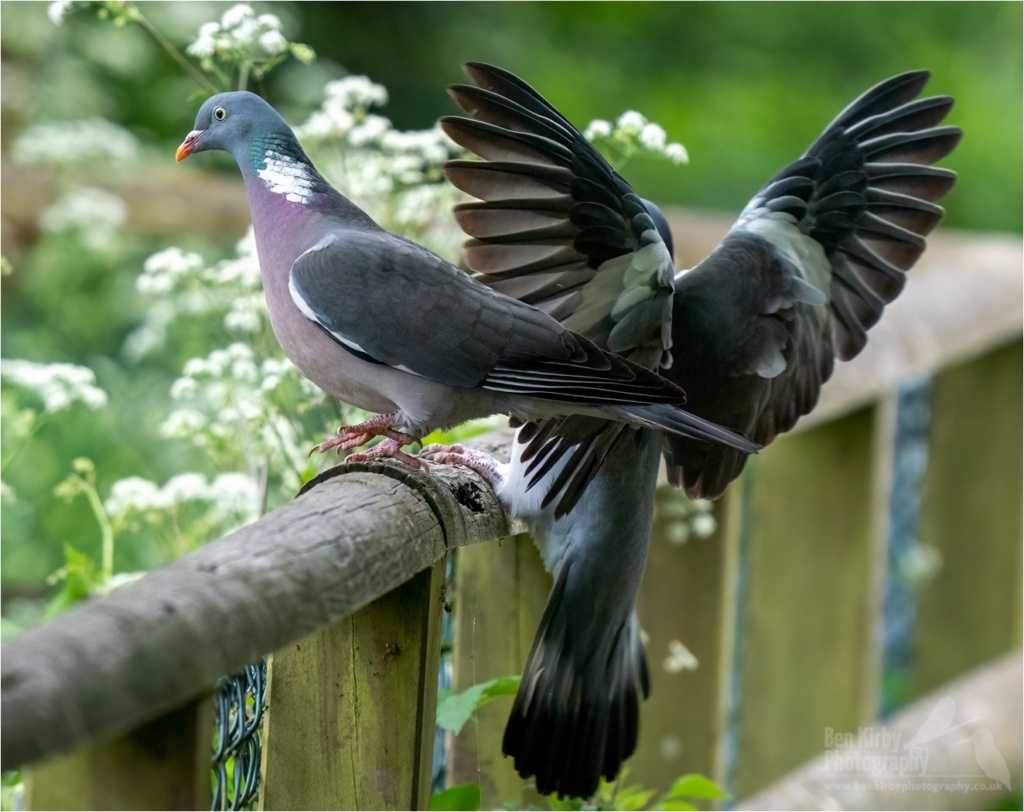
[{"x1": 257, "y1": 149, "x2": 316, "y2": 204}]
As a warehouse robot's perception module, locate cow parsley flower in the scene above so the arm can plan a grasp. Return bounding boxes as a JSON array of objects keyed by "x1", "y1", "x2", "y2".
[
  {"x1": 137, "y1": 247, "x2": 205, "y2": 295},
  {"x1": 12, "y1": 118, "x2": 138, "y2": 167},
  {"x1": 1, "y1": 360, "x2": 107, "y2": 413},
  {"x1": 583, "y1": 110, "x2": 688, "y2": 168},
  {"x1": 40, "y1": 187, "x2": 127, "y2": 251},
  {"x1": 187, "y1": 4, "x2": 310, "y2": 67},
  {"x1": 47, "y1": 0, "x2": 78, "y2": 25},
  {"x1": 664, "y1": 639, "x2": 699, "y2": 673},
  {"x1": 583, "y1": 119, "x2": 612, "y2": 140}
]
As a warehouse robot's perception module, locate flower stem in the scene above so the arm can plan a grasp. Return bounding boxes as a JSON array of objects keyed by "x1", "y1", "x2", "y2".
[
  {"x1": 82, "y1": 480, "x2": 115, "y2": 583},
  {"x1": 130, "y1": 4, "x2": 219, "y2": 94}
]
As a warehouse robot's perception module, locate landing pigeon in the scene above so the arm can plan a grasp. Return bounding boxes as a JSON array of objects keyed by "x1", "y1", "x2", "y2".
[
  {"x1": 175, "y1": 92, "x2": 758, "y2": 469},
  {"x1": 442, "y1": 62, "x2": 960, "y2": 798}
]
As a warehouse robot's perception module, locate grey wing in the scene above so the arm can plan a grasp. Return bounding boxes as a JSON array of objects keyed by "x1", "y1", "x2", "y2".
[
  {"x1": 442, "y1": 61, "x2": 675, "y2": 370},
  {"x1": 289, "y1": 229, "x2": 509, "y2": 387},
  {"x1": 289, "y1": 229, "x2": 685, "y2": 405},
  {"x1": 442, "y1": 62, "x2": 679, "y2": 516},
  {"x1": 663, "y1": 70, "x2": 961, "y2": 498}
]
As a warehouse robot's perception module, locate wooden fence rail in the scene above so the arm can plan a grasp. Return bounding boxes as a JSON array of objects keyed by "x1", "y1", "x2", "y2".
[
  {"x1": 1, "y1": 455, "x2": 515, "y2": 769},
  {"x1": 1, "y1": 221, "x2": 1020, "y2": 810}
]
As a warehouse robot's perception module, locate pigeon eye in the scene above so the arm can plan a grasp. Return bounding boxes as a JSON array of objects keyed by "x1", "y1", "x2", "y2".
[{"x1": 214, "y1": 106, "x2": 227, "y2": 122}]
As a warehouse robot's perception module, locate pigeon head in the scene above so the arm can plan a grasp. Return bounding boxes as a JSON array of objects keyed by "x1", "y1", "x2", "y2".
[{"x1": 176, "y1": 91, "x2": 290, "y2": 163}]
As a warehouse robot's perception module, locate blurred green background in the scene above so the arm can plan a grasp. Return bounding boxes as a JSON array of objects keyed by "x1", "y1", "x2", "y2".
[{"x1": 1, "y1": 2, "x2": 1020, "y2": 601}]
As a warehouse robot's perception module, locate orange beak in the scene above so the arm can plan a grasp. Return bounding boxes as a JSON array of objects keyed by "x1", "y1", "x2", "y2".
[{"x1": 176, "y1": 129, "x2": 204, "y2": 162}]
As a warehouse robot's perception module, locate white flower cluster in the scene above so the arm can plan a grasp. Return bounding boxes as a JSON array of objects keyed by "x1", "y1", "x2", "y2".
[
  {"x1": 295, "y1": 75, "x2": 390, "y2": 141},
  {"x1": 296, "y1": 76, "x2": 459, "y2": 184},
  {"x1": 1, "y1": 359, "x2": 107, "y2": 413},
  {"x1": 39, "y1": 187, "x2": 127, "y2": 252},
  {"x1": 659, "y1": 489, "x2": 716, "y2": 545},
  {"x1": 161, "y1": 340, "x2": 326, "y2": 492},
  {"x1": 294, "y1": 79, "x2": 465, "y2": 256},
  {"x1": 127, "y1": 230, "x2": 265, "y2": 359},
  {"x1": 187, "y1": 5, "x2": 289, "y2": 60},
  {"x1": 12, "y1": 118, "x2": 139, "y2": 167},
  {"x1": 47, "y1": 0, "x2": 78, "y2": 25},
  {"x1": 584, "y1": 110, "x2": 689, "y2": 165},
  {"x1": 663, "y1": 639, "x2": 699, "y2": 673},
  {"x1": 104, "y1": 471, "x2": 260, "y2": 525},
  {"x1": 137, "y1": 247, "x2": 205, "y2": 295}
]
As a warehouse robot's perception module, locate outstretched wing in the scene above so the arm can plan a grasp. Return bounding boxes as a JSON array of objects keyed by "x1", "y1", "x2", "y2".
[
  {"x1": 443, "y1": 62, "x2": 680, "y2": 515},
  {"x1": 664, "y1": 70, "x2": 960, "y2": 497},
  {"x1": 443, "y1": 61, "x2": 675, "y2": 368}
]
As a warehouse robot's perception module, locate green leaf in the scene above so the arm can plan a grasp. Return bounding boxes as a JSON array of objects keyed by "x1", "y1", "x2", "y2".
[
  {"x1": 652, "y1": 801, "x2": 697, "y2": 811},
  {"x1": 614, "y1": 786, "x2": 655, "y2": 810},
  {"x1": 430, "y1": 784, "x2": 482, "y2": 811},
  {"x1": 436, "y1": 675, "x2": 521, "y2": 734},
  {"x1": 666, "y1": 774, "x2": 730, "y2": 801},
  {"x1": 45, "y1": 544, "x2": 100, "y2": 617},
  {"x1": 548, "y1": 794, "x2": 585, "y2": 811},
  {"x1": 481, "y1": 675, "x2": 522, "y2": 701}
]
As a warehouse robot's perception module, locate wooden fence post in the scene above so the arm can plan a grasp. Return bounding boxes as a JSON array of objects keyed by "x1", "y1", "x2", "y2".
[
  {"x1": 729, "y1": 406, "x2": 883, "y2": 799},
  {"x1": 447, "y1": 534, "x2": 551, "y2": 808},
  {"x1": 914, "y1": 341, "x2": 1024, "y2": 696},
  {"x1": 23, "y1": 696, "x2": 212, "y2": 811},
  {"x1": 259, "y1": 560, "x2": 447, "y2": 811}
]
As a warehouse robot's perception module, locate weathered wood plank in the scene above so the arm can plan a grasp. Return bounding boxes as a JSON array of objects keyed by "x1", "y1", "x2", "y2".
[
  {"x1": 24, "y1": 696, "x2": 212, "y2": 811},
  {"x1": 1, "y1": 462, "x2": 509, "y2": 771},
  {"x1": 448, "y1": 534, "x2": 551, "y2": 808},
  {"x1": 259, "y1": 561, "x2": 446, "y2": 810},
  {"x1": 732, "y1": 407, "x2": 881, "y2": 798},
  {"x1": 913, "y1": 341, "x2": 1024, "y2": 696}
]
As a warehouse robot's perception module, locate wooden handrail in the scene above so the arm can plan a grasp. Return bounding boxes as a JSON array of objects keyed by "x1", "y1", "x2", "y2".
[{"x1": 0, "y1": 458, "x2": 515, "y2": 770}]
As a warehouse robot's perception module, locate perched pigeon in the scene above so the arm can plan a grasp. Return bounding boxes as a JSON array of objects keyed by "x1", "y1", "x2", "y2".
[
  {"x1": 175, "y1": 92, "x2": 757, "y2": 469},
  {"x1": 441, "y1": 63, "x2": 960, "y2": 798}
]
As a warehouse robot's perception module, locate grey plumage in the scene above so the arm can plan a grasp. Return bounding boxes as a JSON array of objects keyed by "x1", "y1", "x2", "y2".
[
  {"x1": 444, "y1": 62, "x2": 959, "y2": 798},
  {"x1": 176, "y1": 91, "x2": 757, "y2": 467}
]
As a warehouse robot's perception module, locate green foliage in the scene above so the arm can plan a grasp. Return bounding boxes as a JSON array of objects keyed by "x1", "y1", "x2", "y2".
[
  {"x1": 577, "y1": 768, "x2": 729, "y2": 812},
  {"x1": 430, "y1": 783, "x2": 483, "y2": 811},
  {"x1": 0, "y1": 2, "x2": 468, "y2": 610},
  {"x1": 441, "y1": 768, "x2": 729, "y2": 811},
  {"x1": 436, "y1": 675, "x2": 521, "y2": 735},
  {"x1": 1, "y1": 772, "x2": 23, "y2": 812}
]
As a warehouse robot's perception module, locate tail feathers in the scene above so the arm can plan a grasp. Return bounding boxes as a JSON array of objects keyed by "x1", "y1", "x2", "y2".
[
  {"x1": 610, "y1": 403, "x2": 761, "y2": 455},
  {"x1": 504, "y1": 571, "x2": 649, "y2": 799}
]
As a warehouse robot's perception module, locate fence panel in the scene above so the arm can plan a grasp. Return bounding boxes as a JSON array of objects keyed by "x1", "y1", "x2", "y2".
[
  {"x1": 260, "y1": 561, "x2": 446, "y2": 810},
  {"x1": 731, "y1": 406, "x2": 883, "y2": 797},
  {"x1": 448, "y1": 534, "x2": 550, "y2": 808},
  {"x1": 24, "y1": 697, "x2": 212, "y2": 811},
  {"x1": 914, "y1": 340, "x2": 1024, "y2": 697}
]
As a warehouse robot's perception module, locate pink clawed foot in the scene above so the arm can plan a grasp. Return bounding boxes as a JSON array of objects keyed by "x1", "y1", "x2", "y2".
[
  {"x1": 310, "y1": 412, "x2": 420, "y2": 456},
  {"x1": 419, "y1": 444, "x2": 504, "y2": 489},
  {"x1": 344, "y1": 437, "x2": 428, "y2": 470}
]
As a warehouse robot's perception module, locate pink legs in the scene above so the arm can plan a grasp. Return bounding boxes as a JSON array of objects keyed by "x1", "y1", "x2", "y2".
[{"x1": 311, "y1": 413, "x2": 425, "y2": 469}]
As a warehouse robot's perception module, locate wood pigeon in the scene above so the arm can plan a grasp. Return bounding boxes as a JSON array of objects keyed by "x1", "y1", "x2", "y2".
[
  {"x1": 175, "y1": 92, "x2": 758, "y2": 469},
  {"x1": 441, "y1": 62, "x2": 960, "y2": 798}
]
